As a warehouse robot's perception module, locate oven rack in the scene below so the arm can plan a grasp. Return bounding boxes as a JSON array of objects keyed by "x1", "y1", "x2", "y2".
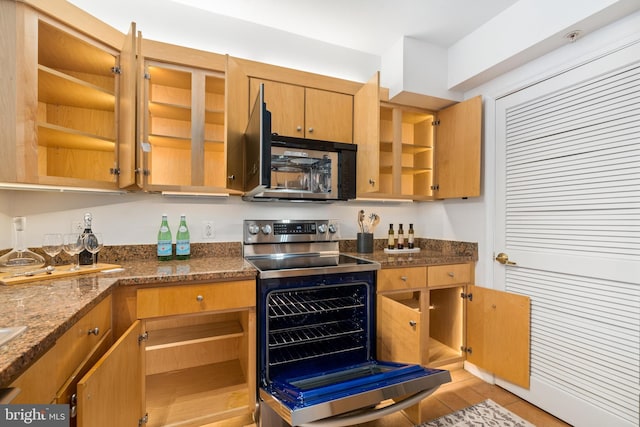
[
  {"x1": 268, "y1": 293, "x2": 364, "y2": 318},
  {"x1": 269, "y1": 320, "x2": 364, "y2": 348},
  {"x1": 268, "y1": 337, "x2": 366, "y2": 367}
]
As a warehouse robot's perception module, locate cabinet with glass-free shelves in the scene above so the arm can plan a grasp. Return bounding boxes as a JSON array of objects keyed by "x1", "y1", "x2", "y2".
[
  {"x1": 0, "y1": 0, "x2": 136, "y2": 189},
  {"x1": 138, "y1": 39, "x2": 236, "y2": 193},
  {"x1": 355, "y1": 73, "x2": 482, "y2": 200}
]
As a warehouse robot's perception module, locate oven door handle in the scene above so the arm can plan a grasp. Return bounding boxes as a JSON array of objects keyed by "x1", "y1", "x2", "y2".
[{"x1": 298, "y1": 386, "x2": 440, "y2": 427}]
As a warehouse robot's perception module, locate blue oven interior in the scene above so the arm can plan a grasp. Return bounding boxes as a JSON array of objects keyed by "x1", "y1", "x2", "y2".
[{"x1": 258, "y1": 270, "x2": 448, "y2": 413}]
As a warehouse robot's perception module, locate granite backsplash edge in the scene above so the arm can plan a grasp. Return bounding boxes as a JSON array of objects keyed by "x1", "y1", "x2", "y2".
[{"x1": 0, "y1": 238, "x2": 477, "y2": 264}]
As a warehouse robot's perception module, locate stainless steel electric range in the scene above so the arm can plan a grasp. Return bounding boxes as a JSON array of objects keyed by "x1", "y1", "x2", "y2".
[{"x1": 243, "y1": 219, "x2": 451, "y2": 427}]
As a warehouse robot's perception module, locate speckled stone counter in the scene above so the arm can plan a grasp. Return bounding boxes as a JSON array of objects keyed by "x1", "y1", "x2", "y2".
[
  {"x1": 0, "y1": 238, "x2": 476, "y2": 388},
  {"x1": 0, "y1": 252, "x2": 256, "y2": 387},
  {"x1": 341, "y1": 237, "x2": 478, "y2": 267}
]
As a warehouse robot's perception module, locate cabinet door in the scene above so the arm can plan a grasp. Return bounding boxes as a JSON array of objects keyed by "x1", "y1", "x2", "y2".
[
  {"x1": 305, "y1": 87, "x2": 353, "y2": 143},
  {"x1": 354, "y1": 72, "x2": 381, "y2": 194},
  {"x1": 249, "y1": 78, "x2": 304, "y2": 138},
  {"x1": 466, "y1": 285, "x2": 531, "y2": 388},
  {"x1": 433, "y1": 95, "x2": 482, "y2": 199},
  {"x1": 116, "y1": 23, "x2": 137, "y2": 189},
  {"x1": 76, "y1": 320, "x2": 144, "y2": 427},
  {"x1": 140, "y1": 40, "x2": 228, "y2": 192},
  {"x1": 226, "y1": 56, "x2": 249, "y2": 192},
  {"x1": 377, "y1": 293, "x2": 424, "y2": 364}
]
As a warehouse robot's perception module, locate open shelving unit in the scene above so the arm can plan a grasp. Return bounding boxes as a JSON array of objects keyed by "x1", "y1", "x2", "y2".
[
  {"x1": 144, "y1": 62, "x2": 226, "y2": 188},
  {"x1": 378, "y1": 104, "x2": 435, "y2": 199},
  {"x1": 143, "y1": 311, "x2": 252, "y2": 427},
  {"x1": 428, "y1": 286, "x2": 464, "y2": 366},
  {"x1": 37, "y1": 20, "x2": 118, "y2": 183}
]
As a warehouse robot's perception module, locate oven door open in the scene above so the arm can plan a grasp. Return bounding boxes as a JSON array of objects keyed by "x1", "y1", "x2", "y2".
[
  {"x1": 257, "y1": 271, "x2": 451, "y2": 426},
  {"x1": 260, "y1": 361, "x2": 450, "y2": 426}
]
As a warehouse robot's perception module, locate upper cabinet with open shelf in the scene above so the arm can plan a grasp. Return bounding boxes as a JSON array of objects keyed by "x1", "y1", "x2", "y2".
[
  {"x1": 1, "y1": 0, "x2": 136, "y2": 190},
  {"x1": 137, "y1": 39, "x2": 233, "y2": 193},
  {"x1": 355, "y1": 73, "x2": 482, "y2": 201}
]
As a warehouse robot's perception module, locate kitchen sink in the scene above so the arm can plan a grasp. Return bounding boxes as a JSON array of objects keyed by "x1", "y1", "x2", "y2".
[{"x1": 0, "y1": 326, "x2": 27, "y2": 347}]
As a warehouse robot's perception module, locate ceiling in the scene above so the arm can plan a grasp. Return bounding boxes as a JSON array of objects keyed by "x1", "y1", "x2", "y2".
[{"x1": 168, "y1": 0, "x2": 519, "y2": 55}]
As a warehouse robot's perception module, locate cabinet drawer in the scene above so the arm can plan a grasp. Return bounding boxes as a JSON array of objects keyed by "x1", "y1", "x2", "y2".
[
  {"x1": 137, "y1": 280, "x2": 255, "y2": 319},
  {"x1": 378, "y1": 267, "x2": 426, "y2": 292},
  {"x1": 428, "y1": 264, "x2": 471, "y2": 287},
  {"x1": 56, "y1": 295, "x2": 112, "y2": 388}
]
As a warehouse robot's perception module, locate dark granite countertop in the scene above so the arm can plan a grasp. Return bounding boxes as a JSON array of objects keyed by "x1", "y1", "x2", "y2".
[
  {"x1": 0, "y1": 238, "x2": 477, "y2": 388},
  {"x1": 0, "y1": 254, "x2": 256, "y2": 387}
]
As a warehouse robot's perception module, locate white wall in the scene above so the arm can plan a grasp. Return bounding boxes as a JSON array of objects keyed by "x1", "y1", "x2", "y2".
[
  {"x1": 443, "y1": 10, "x2": 640, "y2": 288},
  {"x1": 0, "y1": 190, "x2": 424, "y2": 251}
]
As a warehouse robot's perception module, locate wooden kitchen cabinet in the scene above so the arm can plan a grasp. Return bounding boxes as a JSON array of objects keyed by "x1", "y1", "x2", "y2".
[
  {"x1": 1, "y1": 0, "x2": 137, "y2": 189},
  {"x1": 378, "y1": 263, "x2": 530, "y2": 424},
  {"x1": 76, "y1": 280, "x2": 257, "y2": 427},
  {"x1": 10, "y1": 295, "x2": 113, "y2": 410},
  {"x1": 138, "y1": 39, "x2": 235, "y2": 193},
  {"x1": 377, "y1": 264, "x2": 530, "y2": 383},
  {"x1": 355, "y1": 74, "x2": 482, "y2": 200},
  {"x1": 249, "y1": 78, "x2": 354, "y2": 143}
]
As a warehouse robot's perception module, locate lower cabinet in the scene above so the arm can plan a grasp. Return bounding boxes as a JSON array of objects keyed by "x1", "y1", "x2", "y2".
[
  {"x1": 76, "y1": 279, "x2": 256, "y2": 427},
  {"x1": 10, "y1": 295, "x2": 113, "y2": 410},
  {"x1": 377, "y1": 264, "x2": 531, "y2": 423}
]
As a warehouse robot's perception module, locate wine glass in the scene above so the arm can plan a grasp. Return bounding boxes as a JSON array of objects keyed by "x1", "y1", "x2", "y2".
[
  {"x1": 63, "y1": 233, "x2": 83, "y2": 271},
  {"x1": 42, "y1": 233, "x2": 63, "y2": 267},
  {"x1": 83, "y1": 232, "x2": 103, "y2": 267}
]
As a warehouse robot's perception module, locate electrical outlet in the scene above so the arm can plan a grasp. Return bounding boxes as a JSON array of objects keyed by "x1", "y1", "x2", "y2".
[
  {"x1": 202, "y1": 221, "x2": 215, "y2": 239},
  {"x1": 72, "y1": 221, "x2": 83, "y2": 233}
]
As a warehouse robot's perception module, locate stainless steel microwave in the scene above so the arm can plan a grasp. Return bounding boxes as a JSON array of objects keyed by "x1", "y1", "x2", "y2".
[{"x1": 241, "y1": 85, "x2": 357, "y2": 202}]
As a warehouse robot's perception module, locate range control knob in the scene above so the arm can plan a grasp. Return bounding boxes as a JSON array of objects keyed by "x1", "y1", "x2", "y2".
[
  {"x1": 261, "y1": 224, "x2": 272, "y2": 235},
  {"x1": 317, "y1": 224, "x2": 327, "y2": 233},
  {"x1": 328, "y1": 224, "x2": 337, "y2": 234},
  {"x1": 247, "y1": 224, "x2": 260, "y2": 235}
]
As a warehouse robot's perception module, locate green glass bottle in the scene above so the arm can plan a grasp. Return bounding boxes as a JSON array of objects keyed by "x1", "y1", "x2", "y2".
[
  {"x1": 157, "y1": 214, "x2": 173, "y2": 261},
  {"x1": 175, "y1": 214, "x2": 190, "y2": 260}
]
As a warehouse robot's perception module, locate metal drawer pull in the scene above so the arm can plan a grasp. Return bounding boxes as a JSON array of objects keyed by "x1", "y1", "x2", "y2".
[
  {"x1": 448, "y1": 272, "x2": 454, "y2": 277},
  {"x1": 400, "y1": 276, "x2": 408, "y2": 282},
  {"x1": 196, "y1": 295, "x2": 204, "y2": 302},
  {"x1": 87, "y1": 327, "x2": 99, "y2": 336},
  {"x1": 409, "y1": 320, "x2": 417, "y2": 328}
]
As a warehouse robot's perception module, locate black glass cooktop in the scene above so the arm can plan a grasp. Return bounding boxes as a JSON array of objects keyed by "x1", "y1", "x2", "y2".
[{"x1": 247, "y1": 254, "x2": 379, "y2": 279}]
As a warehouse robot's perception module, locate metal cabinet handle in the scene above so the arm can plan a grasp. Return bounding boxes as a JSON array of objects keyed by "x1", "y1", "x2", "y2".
[
  {"x1": 400, "y1": 276, "x2": 408, "y2": 282},
  {"x1": 87, "y1": 327, "x2": 100, "y2": 336},
  {"x1": 308, "y1": 127, "x2": 314, "y2": 133},
  {"x1": 409, "y1": 320, "x2": 417, "y2": 328},
  {"x1": 196, "y1": 295, "x2": 204, "y2": 302},
  {"x1": 369, "y1": 178, "x2": 376, "y2": 186},
  {"x1": 296, "y1": 126, "x2": 302, "y2": 132},
  {"x1": 447, "y1": 272, "x2": 454, "y2": 277},
  {"x1": 70, "y1": 393, "x2": 77, "y2": 418}
]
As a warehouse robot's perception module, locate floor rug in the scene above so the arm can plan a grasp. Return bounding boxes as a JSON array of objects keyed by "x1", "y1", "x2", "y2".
[{"x1": 417, "y1": 399, "x2": 535, "y2": 427}]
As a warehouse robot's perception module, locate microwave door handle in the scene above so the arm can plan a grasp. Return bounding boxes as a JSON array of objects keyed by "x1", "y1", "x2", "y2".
[{"x1": 297, "y1": 386, "x2": 439, "y2": 427}]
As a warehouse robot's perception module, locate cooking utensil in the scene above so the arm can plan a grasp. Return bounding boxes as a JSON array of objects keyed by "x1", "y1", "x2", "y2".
[
  {"x1": 358, "y1": 210, "x2": 366, "y2": 233},
  {"x1": 369, "y1": 214, "x2": 380, "y2": 233},
  {"x1": 11, "y1": 265, "x2": 55, "y2": 277}
]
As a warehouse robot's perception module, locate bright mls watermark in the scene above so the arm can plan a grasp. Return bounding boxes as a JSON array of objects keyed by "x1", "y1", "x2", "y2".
[{"x1": 0, "y1": 405, "x2": 69, "y2": 426}]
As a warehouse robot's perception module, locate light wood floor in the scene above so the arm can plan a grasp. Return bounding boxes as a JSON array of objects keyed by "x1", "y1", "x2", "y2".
[{"x1": 353, "y1": 363, "x2": 571, "y2": 427}]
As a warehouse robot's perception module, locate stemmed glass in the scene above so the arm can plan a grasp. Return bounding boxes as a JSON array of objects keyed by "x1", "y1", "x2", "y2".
[
  {"x1": 63, "y1": 233, "x2": 83, "y2": 271},
  {"x1": 42, "y1": 233, "x2": 63, "y2": 267},
  {"x1": 83, "y1": 233, "x2": 103, "y2": 267}
]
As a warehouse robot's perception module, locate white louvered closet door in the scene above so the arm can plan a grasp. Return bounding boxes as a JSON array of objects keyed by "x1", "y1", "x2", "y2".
[{"x1": 494, "y1": 42, "x2": 640, "y2": 427}]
